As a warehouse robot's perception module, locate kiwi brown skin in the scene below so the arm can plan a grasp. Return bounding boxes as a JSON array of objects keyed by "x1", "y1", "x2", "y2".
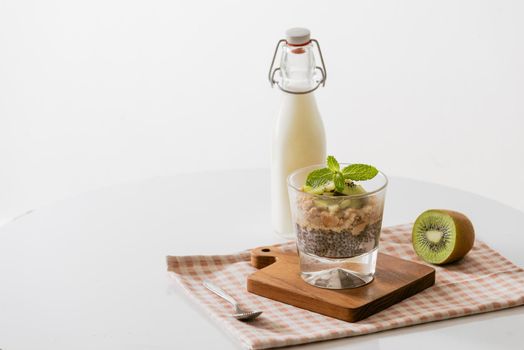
[
  {"x1": 417, "y1": 209, "x2": 475, "y2": 265},
  {"x1": 442, "y1": 209, "x2": 475, "y2": 264}
]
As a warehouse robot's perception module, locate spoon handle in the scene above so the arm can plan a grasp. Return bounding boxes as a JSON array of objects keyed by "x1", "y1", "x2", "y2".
[{"x1": 203, "y1": 280, "x2": 238, "y2": 308}]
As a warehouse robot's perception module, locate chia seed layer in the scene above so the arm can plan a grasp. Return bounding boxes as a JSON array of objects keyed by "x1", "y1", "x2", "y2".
[{"x1": 296, "y1": 221, "x2": 382, "y2": 258}]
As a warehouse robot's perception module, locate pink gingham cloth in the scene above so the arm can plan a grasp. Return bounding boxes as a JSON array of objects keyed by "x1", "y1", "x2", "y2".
[{"x1": 166, "y1": 224, "x2": 524, "y2": 349}]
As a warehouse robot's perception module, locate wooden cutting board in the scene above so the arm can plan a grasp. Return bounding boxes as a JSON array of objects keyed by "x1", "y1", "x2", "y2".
[{"x1": 247, "y1": 245, "x2": 435, "y2": 322}]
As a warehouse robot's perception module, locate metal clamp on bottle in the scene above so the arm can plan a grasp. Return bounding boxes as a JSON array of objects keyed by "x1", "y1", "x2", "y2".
[{"x1": 268, "y1": 28, "x2": 327, "y2": 95}]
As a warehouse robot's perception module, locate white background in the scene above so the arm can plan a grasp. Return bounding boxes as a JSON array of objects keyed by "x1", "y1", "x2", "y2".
[{"x1": 1, "y1": 0, "x2": 523, "y2": 223}]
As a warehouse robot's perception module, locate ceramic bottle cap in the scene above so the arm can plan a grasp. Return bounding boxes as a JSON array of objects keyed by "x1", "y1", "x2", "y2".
[{"x1": 285, "y1": 27, "x2": 311, "y2": 45}]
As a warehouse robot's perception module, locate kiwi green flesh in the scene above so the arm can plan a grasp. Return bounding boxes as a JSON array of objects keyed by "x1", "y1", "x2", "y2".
[
  {"x1": 303, "y1": 181, "x2": 366, "y2": 196},
  {"x1": 341, "y1": 184, "x2": 366, "y2": 196},
  {"x1": 412, "y1": 211, "x2": 456, "y2": 264},
  {"x1": 305, "y1": 182, "x2": 368, "y2": 210},
  {"x1": 303, "y1": 185, "x2": 325, "y2": 195}
]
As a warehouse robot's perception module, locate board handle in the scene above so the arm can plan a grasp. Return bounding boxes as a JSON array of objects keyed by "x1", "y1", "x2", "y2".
[{"x1": 250, "y1": 245, "x2": 296, "y2": 269}]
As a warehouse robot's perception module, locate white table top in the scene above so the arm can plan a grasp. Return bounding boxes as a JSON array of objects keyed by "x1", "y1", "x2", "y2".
[{"x1": 1, "y1": 170, "x2": 523, "y2": 350}]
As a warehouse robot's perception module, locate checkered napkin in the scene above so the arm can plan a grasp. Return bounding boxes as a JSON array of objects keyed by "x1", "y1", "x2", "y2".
[{"x1": 166, "y1": 224, "x2": 524, "y2": 349}]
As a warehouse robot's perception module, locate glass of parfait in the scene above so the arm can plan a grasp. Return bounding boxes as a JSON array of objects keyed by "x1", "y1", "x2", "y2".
[{"x1": 288, "y1": 162, "x2": 388, "y2": 289}]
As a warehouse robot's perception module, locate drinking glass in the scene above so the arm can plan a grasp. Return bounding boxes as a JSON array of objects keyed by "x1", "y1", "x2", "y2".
[{"x1": 288, "y1": 164, "x2": 387, "y2": 289}]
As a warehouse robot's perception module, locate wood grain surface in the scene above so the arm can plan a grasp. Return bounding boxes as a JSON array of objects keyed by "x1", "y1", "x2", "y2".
[{"x1": 247, "y1": 245, "x2": 435, "y2": 322}]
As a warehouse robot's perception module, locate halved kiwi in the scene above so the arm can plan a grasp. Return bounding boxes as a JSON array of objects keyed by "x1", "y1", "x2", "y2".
[{"x1": 412, "y1": 209, "x2": 475, "y2": 265}]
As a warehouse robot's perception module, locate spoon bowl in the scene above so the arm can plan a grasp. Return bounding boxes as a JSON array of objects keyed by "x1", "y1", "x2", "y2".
[{"x1": 203, "y1": 280, "x2": 263, "y2": 322}]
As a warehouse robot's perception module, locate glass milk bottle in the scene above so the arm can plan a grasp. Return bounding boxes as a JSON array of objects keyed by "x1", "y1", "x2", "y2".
[{"x1": 269, "y1": 28, "x2": 327, "y2": 239}]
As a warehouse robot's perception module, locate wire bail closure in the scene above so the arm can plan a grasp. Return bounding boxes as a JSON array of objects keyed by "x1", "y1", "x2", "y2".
[{"x1": 268, "y1": 39, "x2": 327, "y2": 95}]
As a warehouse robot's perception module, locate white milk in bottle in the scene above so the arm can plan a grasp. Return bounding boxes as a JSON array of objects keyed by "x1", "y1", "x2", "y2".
[{"x1": 269, "y1": 28, "x2": 327, "y2": 239}]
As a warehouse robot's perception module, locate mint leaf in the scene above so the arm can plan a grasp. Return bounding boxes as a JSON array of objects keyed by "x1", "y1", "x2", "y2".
[
  {"x1": 326, "y1": 155, "x2": 340, "y2": 172},
  {"x1": 333, "y1": 172, "x2": 345, "y2": 192},
  {"x1": 342, "y1": 164, "x2": 378, "y2": 181},
  {"x1": 305, "y1": 168, "x2": 333, "y2": 188}
]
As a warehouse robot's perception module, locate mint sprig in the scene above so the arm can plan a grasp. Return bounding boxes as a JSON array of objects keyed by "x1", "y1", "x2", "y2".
[{"x1": 305, "y1": 155, "x2": 378, "y2": 193}]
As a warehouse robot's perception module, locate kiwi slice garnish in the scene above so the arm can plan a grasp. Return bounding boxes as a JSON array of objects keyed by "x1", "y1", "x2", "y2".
[{"x1": 412, "y1": 209, "x2": 475, "y2": 265}]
